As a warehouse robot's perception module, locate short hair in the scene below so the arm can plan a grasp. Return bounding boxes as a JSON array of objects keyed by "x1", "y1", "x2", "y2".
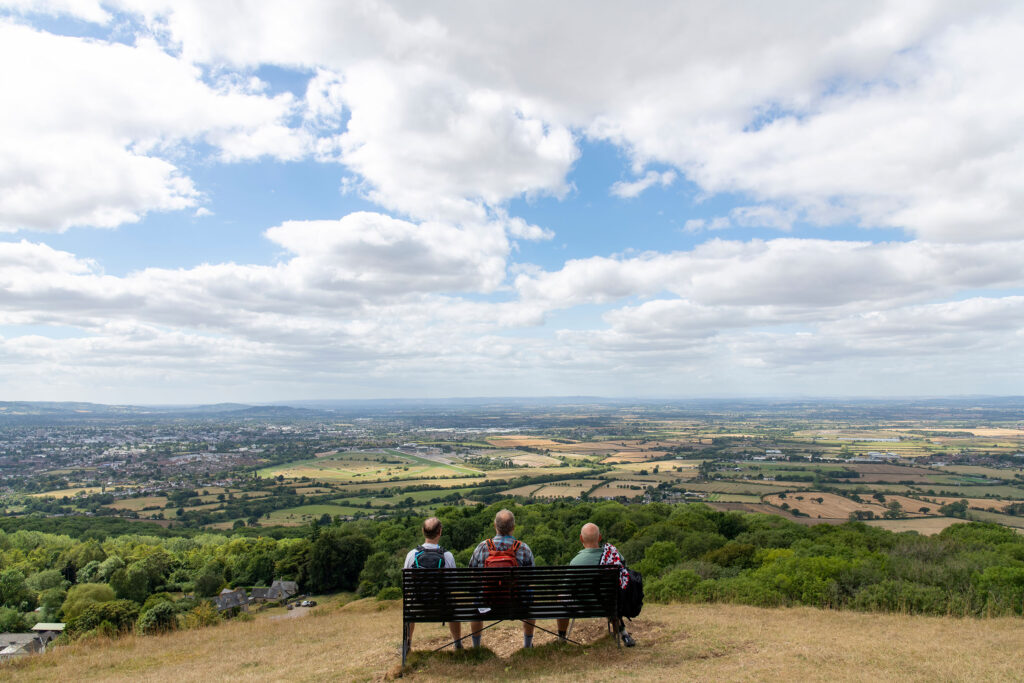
[
  {"x1": 494, "y1": 509, "x2": 515, "y2": 535},
  {"x1": 422, "y1": 517, "x2": 442, "y2": 539}
]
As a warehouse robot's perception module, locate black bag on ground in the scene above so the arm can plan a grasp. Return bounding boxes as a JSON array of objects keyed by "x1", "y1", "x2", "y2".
[{"x1": 618, "y1": 568, "x2": 644, "y2": 619}]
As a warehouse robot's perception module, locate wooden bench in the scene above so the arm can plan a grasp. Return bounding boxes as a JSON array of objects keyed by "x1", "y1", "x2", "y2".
[{"x1": 401, "y1": 565, "x2": 621, "y2": 664}]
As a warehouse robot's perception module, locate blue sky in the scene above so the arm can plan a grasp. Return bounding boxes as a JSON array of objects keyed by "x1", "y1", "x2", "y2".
[{"x1": 1, "y1": 1, "x2": 1022, "y2": 403}]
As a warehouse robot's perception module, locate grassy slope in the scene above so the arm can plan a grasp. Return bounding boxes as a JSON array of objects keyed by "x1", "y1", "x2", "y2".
[{"x1": 4, "y1": 600, "x2": 1022, "y2": 682}]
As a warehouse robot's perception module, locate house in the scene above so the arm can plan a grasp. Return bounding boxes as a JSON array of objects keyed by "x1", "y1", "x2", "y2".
[
  {"x1": 0, "y1": 633, "x2": 44, "y2": 660},
  {"x1": 31, "y1": 623, "x2": 64, "y2": 646},
  {"x1": 214, "y1": 587, "x2": 249, "y2": 612},
  {"x1": 267, "y1": 580, "x2": 299, "y2": 601}
]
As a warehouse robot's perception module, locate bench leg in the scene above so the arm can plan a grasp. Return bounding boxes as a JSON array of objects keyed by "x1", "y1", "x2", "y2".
[{"x1": 402, "y1": 621, "x2": 410, "y2": 666}]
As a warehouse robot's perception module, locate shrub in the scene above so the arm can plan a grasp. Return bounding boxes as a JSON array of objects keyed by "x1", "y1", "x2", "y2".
[
  {"x1": 376, "y1": 586, "x2": 402, "y2": 600},
  {"x1": 647, "y1": 569, "x2": 701, "y2": 603},
  {"x1": 67, "y1": 599, "x2": 140, "y2": 636},
  {"x1": 181, "y1": 602, "x2": 221, "y2": 629},
  {"x1": 136, "y1": 601, "x2": 178, "y2": 635},
  {"x1": 61, "y1": 583, "x2": 116, "y2": 621},
  {"x1": 0, "y1": 606, "x2": 28, "y2": 632}
]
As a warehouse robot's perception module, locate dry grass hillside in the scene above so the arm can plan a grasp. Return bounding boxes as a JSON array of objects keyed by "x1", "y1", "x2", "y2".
[{"x1": 3, "y1": 599, "x2": 1022, "y2": 682}]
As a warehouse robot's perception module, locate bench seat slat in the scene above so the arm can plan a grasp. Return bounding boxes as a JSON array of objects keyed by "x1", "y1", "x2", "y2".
[{"x1": 402, "y1": 566, "x2": 620, "y2": 624}]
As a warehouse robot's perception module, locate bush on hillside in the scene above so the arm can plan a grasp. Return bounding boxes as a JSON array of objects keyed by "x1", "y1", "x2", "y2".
[{"x1": 136, "y1": 602, "x2": 178, "y2": 635}]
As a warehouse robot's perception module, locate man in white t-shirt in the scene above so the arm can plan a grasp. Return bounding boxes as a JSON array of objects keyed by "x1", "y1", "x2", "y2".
[{"x1": 403, "y1": 517, "x2": 462, "y2": 653}]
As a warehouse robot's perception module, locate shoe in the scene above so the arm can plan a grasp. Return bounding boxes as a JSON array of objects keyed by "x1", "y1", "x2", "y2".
[{"x1": 620, "y1": 631, "x2": 636, "y2": 647}]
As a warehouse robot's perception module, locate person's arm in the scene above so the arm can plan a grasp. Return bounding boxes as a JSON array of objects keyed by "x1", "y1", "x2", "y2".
[
  {"x1": 518, "y1": 543, "x2": 535, "y2": 567},
  {"x1": 444, "y1": 551, "x2": 456, "y2": 568},
  {"x1": 468, "y1": 541, "x2": 485, "y2": 568},
  {"x1": 403, "y1": 548, "x2": 416, "y2": 569}
]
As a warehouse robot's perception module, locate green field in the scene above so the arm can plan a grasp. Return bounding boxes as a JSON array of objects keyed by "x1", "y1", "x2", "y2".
[
  {"x1": 257, "y1": 449, "x2": 482, "y2": 483},
  {"x1": 263, "y1": 504, "x2": 370, "y2": 525},
  {"x1": 335, "y1": 487, "x2": 477, "y2": 507},
  {"x1": 967, "y1": 509, "x2": 1024, "y2": 529},
  {"x1": 918, "y1": 484, "x2": 1024, "y2": 498}
]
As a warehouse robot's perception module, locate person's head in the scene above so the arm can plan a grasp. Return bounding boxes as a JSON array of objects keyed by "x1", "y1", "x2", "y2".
[
  {"x1": 422, "y1": 517, "x2": 442, "y2": 542},
  {"x1": 494, "y1": 509, "x2": 515, "y2": 536},
  {"x1": 580, "y1": 523, "x2": 601, "y2": 548}
]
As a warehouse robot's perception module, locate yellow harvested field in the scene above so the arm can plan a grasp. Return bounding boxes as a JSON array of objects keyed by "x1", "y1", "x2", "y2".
[
  {"x1": 866, "y1": 518, "x2": 969, "y2": 535},
  {"x1": 508, "y1": 453, "x2": 562, "y2": 467},
  {"x1": 103, "y1": 496, "x2": 167, "y2": 511},
  {"x1": 601, "y1": 451, "x2": 669, "y2": 463},
  {"x1": 765, "y1": 492, "x2": 932, "y2": 519},
  {"x1": 529, "y1": 479, "x2": 597, "y2": 499},
  {"x1": 485, "y1": 436, "x2": 567, "y2": 449},
  {"x1": 295, "y1": 487, "x2": 335, "y2": 494},
  {"x1": 502, "y1": 483, "x2": 545, "y2": 497},
  {"x1": 590, "y1": 480, "x2": 652, "y2": 499},
  {"x1": 547, "y1": 441, "x2": 623, "y2": 454},
  {"x1": 917, "y1": 496, "x2": 1024, "y2": 511},
  {"x1": 765, "y1": 493, "x2": 879, "y2": 518},
  {"x1": 31, "y1": 486, "x2": 109, "y2": 498}
]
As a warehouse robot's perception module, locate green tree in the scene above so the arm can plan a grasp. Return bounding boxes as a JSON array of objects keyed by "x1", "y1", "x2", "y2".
[
  {"x1": 26, "y1": 569, "x2": 69, "y2": 593},
  {"x1": 110, "y1": 562, "x2": 151, "y2": 604},
  {"x1": 136, "y1": 601, "x2": 178, "y2": 635},
  {"x1": 193, "y1": 562, "x2": 225, "y2": 598},
  {"x1": 0, "y1": 606, "x2": 28, "y2": 632},
  {"x1": 0, "y1": 570, "x2": 36, "y2": 611},
  {"x1": 61, "y1": 583, "x2": 116, "y2": 621},
  {"x1": 308, "y1": 529, "x2": 372, "y2": 592}
]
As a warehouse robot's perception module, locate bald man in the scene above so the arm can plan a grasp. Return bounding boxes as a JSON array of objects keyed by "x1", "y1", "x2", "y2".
[{"x1": 556, "y1": 522, "x2": 636, "y2": 646}]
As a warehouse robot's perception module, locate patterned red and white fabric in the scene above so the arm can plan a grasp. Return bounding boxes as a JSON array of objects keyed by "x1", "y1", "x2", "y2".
[{"x1": 599, "y1": 543, "x2": 630, "y2": 588}]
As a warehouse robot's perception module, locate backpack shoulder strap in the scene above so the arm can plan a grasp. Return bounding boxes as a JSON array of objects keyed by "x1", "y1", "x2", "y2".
[
  {"x1": 511, "y1": 540, "x2": 521, "y2": 553},
  {"x1": 485, "y1": 538, "x2": 496, "y2": 552}
]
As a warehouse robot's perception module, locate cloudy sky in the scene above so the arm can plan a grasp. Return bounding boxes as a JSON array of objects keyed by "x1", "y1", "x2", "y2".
[{"x1": 2, "y1": 1, "x2": 1023, "y2": 403}]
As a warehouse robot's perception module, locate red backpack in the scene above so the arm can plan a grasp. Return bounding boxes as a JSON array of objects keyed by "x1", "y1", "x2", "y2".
[{"x1": 483, "y1": 538, "x2": 521, "y2": 567}]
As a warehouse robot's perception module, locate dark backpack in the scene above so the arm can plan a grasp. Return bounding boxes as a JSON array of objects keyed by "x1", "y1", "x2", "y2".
[
  {"x1": 412, "y1": 544, "x2": 447, "y2": 568},
  {"x1": 483, "y1": 538, "x2": 521, "y2": 568},
  {"x1": 618, "y1": 567, "x2": 644, "y2": 619}
]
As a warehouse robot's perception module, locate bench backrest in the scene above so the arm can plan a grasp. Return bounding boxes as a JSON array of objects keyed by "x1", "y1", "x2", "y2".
[{"x1": 402, "y1": 565, "x2": 620, "y2": 623}]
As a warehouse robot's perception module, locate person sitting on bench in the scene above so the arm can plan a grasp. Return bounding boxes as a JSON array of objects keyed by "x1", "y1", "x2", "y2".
[
  {"x1": 467, "y1": 509, "x2": 538, "y2": 648},
  {"x1": 403, "y1": 516, "x2": 462, "y2": 653},
  {"x1": 556, "y1": 523, "x2": 636, "y2": 646}
]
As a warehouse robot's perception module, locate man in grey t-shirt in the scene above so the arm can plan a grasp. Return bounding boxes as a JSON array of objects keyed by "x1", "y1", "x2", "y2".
[{"x1": 403, "y1": 517, "x2": 462, "y2": 654}]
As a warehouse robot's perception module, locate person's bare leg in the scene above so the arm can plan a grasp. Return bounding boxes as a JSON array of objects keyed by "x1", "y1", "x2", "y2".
[
  {"x1": 449, "y1": 621, "x2": 462, "y2": 648},
  {"x1": 470, "y1": 620, "x2": 483, "y2": 648},
  {"x1": 522, "y1": 618, "x2": 536, "y2": 647},
  {"x1": 556, "y1": 618, "x2": 570, "y2": 640}
]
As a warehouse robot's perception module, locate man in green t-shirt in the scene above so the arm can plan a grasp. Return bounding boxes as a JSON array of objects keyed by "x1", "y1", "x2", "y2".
[{"x1": 556, "y1": 523, "x2": 636, "y2": 646}]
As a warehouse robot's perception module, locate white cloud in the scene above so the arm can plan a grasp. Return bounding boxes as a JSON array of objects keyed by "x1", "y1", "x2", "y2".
[
  {"x1": 331, "y1": 62, "x2": 578, "y2": 221},
  {"x1": 0, "y1": 22, "x2": 313, "y2": 232},
  {"x1": 0, "y1": 0, "x2": 110, "y2": 23},
  {"x1": 610, "y1": 170, "x2": 676, "y2": 199},
  {"x1": 515, "y1": 238, "x2": 1024, "y2": 310}
]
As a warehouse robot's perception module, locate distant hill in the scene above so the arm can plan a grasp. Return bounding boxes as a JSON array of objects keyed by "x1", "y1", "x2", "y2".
[
  {"x1": 2, "y1": 600, "x2": 1019, "y2": 681},
  {"x1": 0, "y1": 401, "x2": 331, "y2": 423}
]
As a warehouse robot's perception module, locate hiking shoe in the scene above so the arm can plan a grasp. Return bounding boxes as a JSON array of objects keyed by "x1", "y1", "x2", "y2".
[{"x1": 621, "y1": 631, "x2": 636, "y2": 647}]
